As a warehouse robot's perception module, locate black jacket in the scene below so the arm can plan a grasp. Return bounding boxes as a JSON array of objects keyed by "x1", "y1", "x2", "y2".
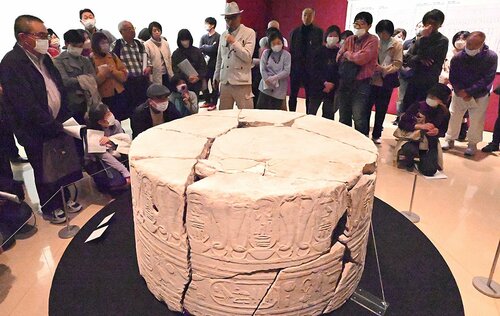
[
  {"x1": 0, "y1": 44, "x2": 70, "y2": 148},
  {"x1": 404, "y1": 32, "x2": 448, "y2": 85},
  {"x1": 308, "y1": 46, "x2": 340, "y2": 98},
  {"x1": 289, "y1": 24, "x2": 323, "y2": 72},
  {"x1": 131, "y1": 101, "x2": 182, "y2": 139}
]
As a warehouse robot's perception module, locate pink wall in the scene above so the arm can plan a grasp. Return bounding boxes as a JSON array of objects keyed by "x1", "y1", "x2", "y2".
[{"x1": 235, "y1": 0, "x2": 499, "y2": 131}]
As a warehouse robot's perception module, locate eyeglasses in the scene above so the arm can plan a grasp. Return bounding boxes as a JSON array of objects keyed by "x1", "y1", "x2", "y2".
[
  {"x1": 24, "y1": 32, "x2": 49, "y2": 39},
  {"x1": 353, "y1": 21, "x2": 368, "y2": 28}
]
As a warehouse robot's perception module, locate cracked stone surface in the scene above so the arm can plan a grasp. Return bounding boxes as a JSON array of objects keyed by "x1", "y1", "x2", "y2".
[{"x1": 130, "y1": 110, "x2": 378, "y2": 315}]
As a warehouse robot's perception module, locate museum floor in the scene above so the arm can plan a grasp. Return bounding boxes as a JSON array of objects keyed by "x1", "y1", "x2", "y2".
[{"x1": 0, "y1": 99, "x2": 499, "y2": 316}]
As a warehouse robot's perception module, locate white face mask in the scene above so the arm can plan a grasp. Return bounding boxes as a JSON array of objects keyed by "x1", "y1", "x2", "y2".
[
  {"x1": 426, "y1": 97, "x2": 440, "y2": 108},
  {"x1": 100, "y1": 43, "x2": 110, "y2": 54},
  {"x1": 177, "y1": 84, "x2": 187, "y2": 92},
  {"x1": 83, "y1": 39, "x2": 91, "y2": 50},
  {"x1": 106, "y1": 113, "x2": 116, "y2": 126},
  {"x1": 271, "y1": 44, "x2": 283, "y2": 53},
  {"x1": 181, "y1": 40, "x2": 190, "y2": 48},
  {"x1": 339, "y1": 39, "x2": 345, "y2": 46},
  {"x1": 416, "y1": 26, "x2": 424, "y2": 36},
  {"x1": 67, "y1": 45, "x2": 83, "y2": 57},
  {"x1": 454, "y1": 40, "x2": 466, "y2": 50},
  {"x1": 465, "y1": 47, "x2": 481, "y2": 57},
  {"x1": 50, "y1": 38, "x2": 60, "y2": 47},
  {"x1": 82, "y1": 18, "x2": 96, "y2": 30},
  {"x1": 34, "y1": 39, "x2": 49, "y2": 55},
  {"x1": 151, "y1": 100, "x2": 168, "y2": 112},
  {"x1": 354, "y1": 28, "x2": 366, "y2": 37},
  {"x1": 205, "y1": 25, "x2": 212, "y2": 32},
  {"x1": 326, "y1": 36, "x2": 339, "y2": 48}
]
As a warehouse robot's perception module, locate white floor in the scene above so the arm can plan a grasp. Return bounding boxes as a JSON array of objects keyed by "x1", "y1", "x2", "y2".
[{"x1": 1, "y1": 98, "x2": 499, "y2": 316}]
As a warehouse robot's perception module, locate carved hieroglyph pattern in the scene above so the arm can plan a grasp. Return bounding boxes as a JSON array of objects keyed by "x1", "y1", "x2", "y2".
[
  {"x1": 186, "y1": 173, "x2": 348, "y2": 278},
  {"x1": 130, "y1": 158, "x2": 197, "y2": 311},
  {"x1": 130, "y1": 110, "x2": 378, "y2": 315}
]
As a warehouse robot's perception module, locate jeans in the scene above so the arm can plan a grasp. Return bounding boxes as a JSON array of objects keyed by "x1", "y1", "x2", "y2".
[
  {"x1": 337, "y1": 79, "x2": 371, "y2": 136},
  {"x1": 368, "y1": 85, "x2": 393, "y2": 139}
]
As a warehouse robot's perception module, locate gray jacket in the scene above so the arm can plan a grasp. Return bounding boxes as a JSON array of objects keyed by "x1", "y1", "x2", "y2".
[{"x1": 53, "y1": 51, "x2": 97, "y2": 114}]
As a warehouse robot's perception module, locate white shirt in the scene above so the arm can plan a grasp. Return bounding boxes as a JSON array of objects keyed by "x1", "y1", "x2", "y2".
[{"x1": 22, "y1": 44, "x2": 62, "y2": 118}]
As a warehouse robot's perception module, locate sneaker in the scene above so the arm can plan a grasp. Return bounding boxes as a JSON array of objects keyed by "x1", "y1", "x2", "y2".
[
  {"x1": 481, "y1": 142, "x2": 500, "y2": 153},
  {"x1": 464, "y1": 143, "x2": 477, "y2": 156},
  {"x1": 372, "y1": 138, "x2": 382, "y2": 145},
  {"x1": 442, "y1": 140, "x2": 454, "y2": 150},
  {"x1": 43, "y1": 209, "x2": 67, "y2": 224},
  {"x1": 67, "y1": 201, "x2": 83, "y2": 213}
]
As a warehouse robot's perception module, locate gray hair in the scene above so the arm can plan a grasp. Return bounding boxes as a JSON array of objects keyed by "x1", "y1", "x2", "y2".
[
  {"x1": 118, "y1": 20, "x2": 132, "y2": 32},
  {"x1": 267, "y1": 20, "x2": 280, "y2": 30}
]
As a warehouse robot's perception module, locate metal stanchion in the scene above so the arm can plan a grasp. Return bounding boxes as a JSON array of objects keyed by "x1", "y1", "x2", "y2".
[
  {"x1": 473, "y1": 240, "x2": 500, "y2": 298},
  {"x1": 58, "y1": 186, "x2": 80, "y2": 239},
  {"x1": 401, "y1": 173, "x2": 420, "y2": 223}
]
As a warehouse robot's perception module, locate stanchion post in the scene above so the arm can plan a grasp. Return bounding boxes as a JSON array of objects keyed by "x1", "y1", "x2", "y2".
[
  {"x1": 58, "y1": 186, "x2": 80, "y2": 239},
  {"x1": 401, "y1": 173, "x2": 420, "y2": 223},
  {"x1": 473, "y1": 240, "x2": 500, "y2": 298}
]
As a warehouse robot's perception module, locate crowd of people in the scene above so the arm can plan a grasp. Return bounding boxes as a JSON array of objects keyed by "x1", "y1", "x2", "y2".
[{"x1": 0, "y1": 1, "x2": 498, "y2": 233}]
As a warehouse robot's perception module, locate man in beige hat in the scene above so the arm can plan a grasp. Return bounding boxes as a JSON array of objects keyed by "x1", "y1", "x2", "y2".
[{"x1": 214, "y1": 1, "x2": 256, "y2": 110}]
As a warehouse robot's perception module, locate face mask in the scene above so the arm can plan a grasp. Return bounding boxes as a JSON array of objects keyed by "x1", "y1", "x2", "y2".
[
  {"x1": 82, "y1": 19, "x2": 96, "y2": 30},
  {"x1": 177, "y1": 84, "x2": 187, "y2": 92},
  {"x1": 181, "y1": 40, "x2": 190, "y2": 48},
  {"x1": 271, "y1": 44, "x2": 283, "y2": 53},
  {"x1": 339, "y1": 39, "x2": 345, "y2": 46},
  {"x1": 152, "y1": 100, "x2": 168, "y2": 112},
  {"x1": 100, "y1": 43, "x2": 110, "y2": 54},
  {"x1": 454, "y1": 40, "x2": 466, "y2": 50},
  {"x1": 83, "y1": 39, "x2": 91, "y2": 49},
  {"x1": 426, "y1": 97, "x2": 440, "y2": 108},
  {"x1": 34, "y1": 39, "x2": 49, "y2": 55},
  {"x1": 50, "y1": 38, "x2": 60, "y2": 47},
  {"x1": 205, "y1": 25, "x2": 212, "y2": 32},
  {"x1": 68, "y1": 45, "x2": 83, "y2": 57},
  {"x1": 465, "y1": 47, "x2": 480, "y2": 57},
  {"x1": 106, "y1": 113, "x2": 116, "y2": 126},
  {"x1": 354, "y1": 28, "x2": 366, "y2": 37},
  {"x1": 416, "y1": 26, "x2": 424, "y2": 36},
  {"x1": 326, "y1": 36, "x2": 339, "y2": 47}
]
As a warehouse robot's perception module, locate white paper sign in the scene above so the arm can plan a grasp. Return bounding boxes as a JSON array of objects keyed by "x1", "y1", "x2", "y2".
[
  {"x1": 177, "y1": 58, "x2": 199, "y2": 77},
  {"x1": 86, "y1": 129, "x2": 107, "y2": 154},
  {"x1": 85, "y1": 225, "x2": 109, "y2": 243},
  {"x1": 97, "y1": 212, "x2": 115, "y2": 228}
]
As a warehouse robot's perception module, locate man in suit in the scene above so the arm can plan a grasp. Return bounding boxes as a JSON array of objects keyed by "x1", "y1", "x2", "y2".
[
  {"x1": 131, "y1": 84, "x2": 182, "y2": 139},
  {"x1": 288, "y1": 8, "x2": 324, "y2": 112},
  {"x1": 214, "y1": 2, "x2": 256, "y2": 110},
  {"x1": 0, "y1": 15, "x2": 82, "y2": 224}
]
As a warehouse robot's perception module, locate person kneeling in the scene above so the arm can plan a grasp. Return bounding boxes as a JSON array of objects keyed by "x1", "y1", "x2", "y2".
[
  {"x1": 86, "y1": 103, "x2": 131, "y2": 193},
  {"x1": 395, "y1": 83, "x2": 451, "y2": 176}
]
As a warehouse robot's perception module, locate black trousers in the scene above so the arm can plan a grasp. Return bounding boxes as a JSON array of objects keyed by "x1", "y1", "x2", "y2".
[
  {"x1": 256, "y1": 92, "x2": 283, "y2": 110},
  {"x1": 124, "y1": 76, "x2": 149, "y2": 118},
  {"x1": 368, "y1": 85, "x2": 393, "y2": 139},
  {"x1": 401, "y1": 80, "x2": 435, "y2": 113},
  {"x1": 289, "y1": 69, "x2": 311, "y2": 112},
  {"x1": 399, "y1": 137, "x2": 440, "y2": 176},
  {"x1": 493, "y1": 98, "x2": 500, "y2": 145}
]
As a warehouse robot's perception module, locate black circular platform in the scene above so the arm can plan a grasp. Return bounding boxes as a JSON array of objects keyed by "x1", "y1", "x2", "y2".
[{"x1": 49, "y1": 191, "x2": 464, "y2": 316}]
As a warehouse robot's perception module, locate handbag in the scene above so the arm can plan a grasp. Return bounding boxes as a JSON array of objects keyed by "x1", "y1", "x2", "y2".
[
  {"x1": 393, "y1": 128, "x2": 422, "y2": 142},
  {"x1": 382, "y1": 72, "x2": 400, "y2": 89},
  {"x1": 338, "y1": 60, "x2": 360, "y2": 82},
  {"x1": 42, "y1": 134, "x2": 82, "y2": 184}
]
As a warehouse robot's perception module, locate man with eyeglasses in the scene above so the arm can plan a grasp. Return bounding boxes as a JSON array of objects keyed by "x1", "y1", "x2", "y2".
[
  {"x1": 214, "y1": 2, "x2": 256, "y2": 110},
  {"x1": 336, "y1": 11, "x2": 379, "y2": 136},
  {"x1": 112, "y1": 20, "x2": 152, "y2": 119},
  {"x1": 0, "y1": 15, "x2": 83, "y2": 224}
]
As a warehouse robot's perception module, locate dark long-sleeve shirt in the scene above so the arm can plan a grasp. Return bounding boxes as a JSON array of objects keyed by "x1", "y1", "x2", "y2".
[
  {"x1": 172, "y1": 46, "x2": 207, "y2": 93},
  {"x1": 200, "y1": 32, "x2": 220, "y2": 72},
  {"x1": 404, "y1": 31, "x2": 448, "y2": 85},
  {"x1": 449, "y1": 45, "x2": 498, "y2": 99},
  {"x1": 309, "y1": 45, "x2": 340, "y2": 98},
  {"x1": 399, "y1": 100, "x2": 449, "y2": 138}
]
